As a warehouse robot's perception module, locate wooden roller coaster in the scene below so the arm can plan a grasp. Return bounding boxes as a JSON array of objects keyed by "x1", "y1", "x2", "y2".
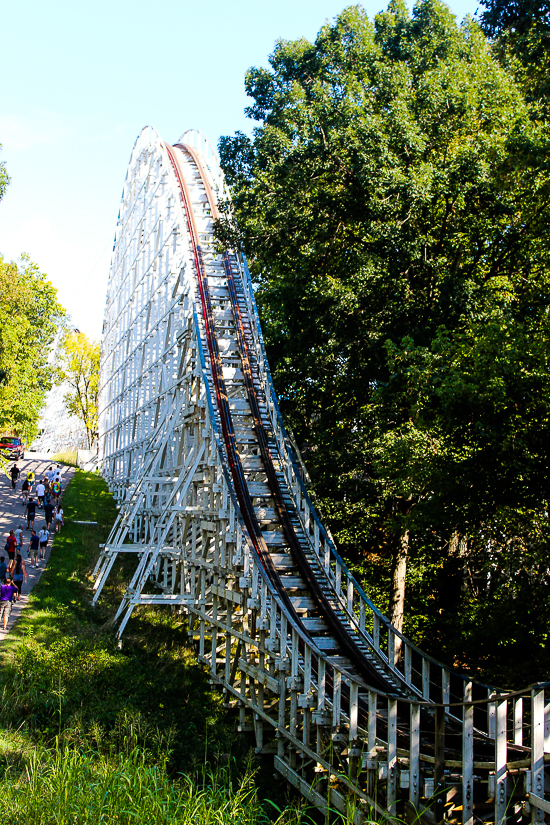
[{"x1": 94, "y1": 126, "x2": 550, "y2": 825}]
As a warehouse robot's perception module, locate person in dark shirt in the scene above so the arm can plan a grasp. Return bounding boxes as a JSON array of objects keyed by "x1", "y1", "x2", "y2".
[
  {"x1": 44, "y1": 500, "x2": 54, "y2": 531},
  {"x1": 0, "y1": 578, "x2": 18, "y2": 629},
  {"x1": 10, "y1": 464, "x2": 20, "y2": 489},
  {"x1": 29, "y1": 531, "x2": 40, "y2": 568},
  {"x1": 0, "y1": 556, "x2": 7, "y2": 584},
  {"x1": 24, "y1": 497, "x2": 37, "y2": 530}
]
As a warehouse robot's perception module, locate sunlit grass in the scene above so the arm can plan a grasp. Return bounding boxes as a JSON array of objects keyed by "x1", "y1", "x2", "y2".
[
  {"x1": 51, "y1": 450, "x2": 78, "y2": 467},
  {"x1": 0, "y1": 744, "x2": 312, "y2": 825}
]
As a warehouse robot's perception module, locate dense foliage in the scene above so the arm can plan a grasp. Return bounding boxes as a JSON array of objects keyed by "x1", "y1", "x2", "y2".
[
  {"x1": 55, "y1": 330, "x2": 100, "y2": 448},
  {"x1": 0, "y1": 254, "x2": 65, "y2": 443},
  {"x1": 479, "y1": 0, "x2": 550, "y2": 102},
  {"x1": 218, "y1": 0, "x2": 550, "y2": 684}
]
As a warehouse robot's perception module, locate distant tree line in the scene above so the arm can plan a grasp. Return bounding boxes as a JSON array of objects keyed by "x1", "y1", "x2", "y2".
[
  {"x1": 217, "y1": 0, "x2": 550, "y2": 686},
  {"x1": 0, "y1": 146, "x2": 99, "y2": 450}
]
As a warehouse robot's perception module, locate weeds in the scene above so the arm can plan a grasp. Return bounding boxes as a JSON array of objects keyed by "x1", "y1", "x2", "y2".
[
  {"x1": 0, "y1": 742, "x2": 309, "y2": 824},
  {"x1": 51, "y1": 450, "x2": 78, "y2": 467}
]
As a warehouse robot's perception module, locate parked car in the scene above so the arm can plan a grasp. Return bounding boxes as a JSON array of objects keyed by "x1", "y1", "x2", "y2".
[{"x1": 0, "y1": 436, "x2": 25, "y2": 460}]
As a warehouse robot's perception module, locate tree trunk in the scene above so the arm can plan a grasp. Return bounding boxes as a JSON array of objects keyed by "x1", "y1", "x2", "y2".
[{"x1": 389, "y1": 528, "x2": 409, "y2": 663}]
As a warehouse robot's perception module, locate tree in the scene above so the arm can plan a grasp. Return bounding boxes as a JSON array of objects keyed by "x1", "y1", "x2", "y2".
[
  {"x1": 55, "y1": 331, "x2": 100, "y2": 449},
  {"x1": 217, "y1": 0, "x2": 550, "y2": 673},
  {"x1": 0, "y1": 143, "x2": 9, "y2": 202},
  {"x1": 479, "y1": 0, "x2": 550, "y2": 103},
  {"x1": 0, "y1": 255, "x2": 65, "y2": 443}
]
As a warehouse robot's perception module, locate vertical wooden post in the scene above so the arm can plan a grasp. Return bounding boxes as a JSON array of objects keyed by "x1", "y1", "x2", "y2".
[
  {"x1": 388, "y1": 631, "x2": 395, "y2": 668},
  {"x1": 488, "y1": 689, "x2": 496, "y2": 739},
  {"x1": 368, "y1": 690, "x2": 377, "y2": 751},
  {"x1": 462, "y1": 681, "x2": 474, "y2": 825},
  {"x1": 387, "y1": 696, "x2": 398, "y2": 815},
  {"x1": 332, "y1": 669, "x2": 341, "y2": 727},
  {"x1": 442, "y1": 669, "x2": 450, "y2": 710},
  {"x1": 422, "y1": 658, "x2": 430, "y2": 700},
  {"x1": 349, "y1": 681, "x2": 359, "y2": 743},
  {"x1": 317, "y1": 657, "x2": 326, "y2": 756},
  {"x1": 410, "y1": 702, "x2": 420, "y2": 809},
  {"x1": 434, "y1": 705, "x2": 445, "y2": 824},
  {"x1": 531, "y1": 687, "x2": 545, "y2": 824},
  {"x1": 495, "y1": 698, "x2": 508, "y2": 825},
  {"x1": 404, "y1": 644, "x2": 412, "y2": 686},
  {"x1": 373, "y1": 614, "x2": 380, "y2": 651},
  {"x1": 514, "y1": 696, "x2": 523, "y2": 746}
]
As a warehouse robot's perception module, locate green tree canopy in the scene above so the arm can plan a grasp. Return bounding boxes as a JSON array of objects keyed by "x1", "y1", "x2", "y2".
[
  {"x1": 479, "y1": 0, "x2": 550, "y2": 102},
  {"x1": 55, "y1": 330, "x2": 100, "y2": 449},
  {"x1": 0, "y1": 255, "x2": 65, "y2": 444},
  {"x1": 217, "y1": 0, "x2": 550, "y2": 680}
]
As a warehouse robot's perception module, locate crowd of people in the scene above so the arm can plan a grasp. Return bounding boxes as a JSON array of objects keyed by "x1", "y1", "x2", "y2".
[{"x1": 1, "y1": 464, "x2": 65, "y2": 631}]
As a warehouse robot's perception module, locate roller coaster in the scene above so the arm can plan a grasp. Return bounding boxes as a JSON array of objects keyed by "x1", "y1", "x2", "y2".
[{"x1": 93, "y1": 127, "x2": 550, "y2": 825}]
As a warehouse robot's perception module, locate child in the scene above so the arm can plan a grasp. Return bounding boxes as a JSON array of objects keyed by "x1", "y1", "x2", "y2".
[{"x1": 54, "y1": 505, "x2": 64, "y2": 533}]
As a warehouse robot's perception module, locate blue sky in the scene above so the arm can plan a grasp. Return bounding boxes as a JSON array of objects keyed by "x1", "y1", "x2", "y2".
[{"x1": 0, "y1": 0, "x2": 479, "y2": 338}]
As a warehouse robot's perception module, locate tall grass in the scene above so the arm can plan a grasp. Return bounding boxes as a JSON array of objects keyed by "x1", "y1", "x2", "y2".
[
  {"x1": 51, "y1": 450, "x2": 78, "y2": 467},
  {"x1": 0, "y1": 743, "x2": 308, "y2": 824}
]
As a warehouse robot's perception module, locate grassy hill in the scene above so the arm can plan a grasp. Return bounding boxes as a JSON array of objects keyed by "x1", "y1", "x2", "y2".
[{"x1": 0, "y1": 471, "x2": 310, "y2": 824}]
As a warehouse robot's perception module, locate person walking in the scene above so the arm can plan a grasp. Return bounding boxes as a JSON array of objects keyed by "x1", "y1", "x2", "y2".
[
  {"x1": 0, "y1": 577, "x2": 18, "y2": 630},
  {"x1": 36, "y1": 479, "x2": 46, "y2": 507},
  {"x1": 28, "y1": 531, "x2": 40, "y2": 568},
  {"x1": 27, "y1": 470, "x2": 35, "y2": 494},
  {"x1": 5, "y1": 531, "x2": 17, "y2": 563},
  {"x1": 21, "y1": 476, "x2": 29, "y2": 504},
  {"x1": 0, "y1": 557, "x2": 7, "y2": 584},
  {"x1": 14, "y1": 525, "x2": 24, "y2": 556},
  {"x1": 51, "y1": 478, "x2": 61, "y2": 505},
  {"x1": 9, "y1": 554, "x2": 26, "y2": 599},
  {"x1": 25, "y1": 497, "x2": 37, "y2": 530},
  {"x1": 46, "y1": 466, "x2": 55, "y2": 484},
  {"x1": 10, "y1": 464, "x2": 20, "y2": 490},
  {"x1": 44, "y1": 499, "x2": 54, "y2": 531},
  {"x1": 38, "y1": 526, "x2": 49, "y2": 561},
  {"x1": 54, "y1": 504, "x2": 64, "y2": 533}
]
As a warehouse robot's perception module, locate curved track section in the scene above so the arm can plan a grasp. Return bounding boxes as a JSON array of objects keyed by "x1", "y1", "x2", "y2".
[{"x1": 95, "y1": 127, "x2": 550, "y2": 825}]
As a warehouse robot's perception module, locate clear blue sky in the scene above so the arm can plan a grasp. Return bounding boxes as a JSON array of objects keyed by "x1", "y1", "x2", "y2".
[{"x1": 0, "y1": 0, "x2": 480, "y2": 338}]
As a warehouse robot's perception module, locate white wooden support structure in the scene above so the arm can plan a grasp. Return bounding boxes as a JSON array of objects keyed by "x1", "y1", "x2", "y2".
[{"x1": 94, "y1": 126, "x2": 550, "y2": 825}]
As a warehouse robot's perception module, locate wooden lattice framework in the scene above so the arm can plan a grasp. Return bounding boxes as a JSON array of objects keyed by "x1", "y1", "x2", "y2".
[{"x1": 94, "y1": 127, "x2": 550, "y2": 825}]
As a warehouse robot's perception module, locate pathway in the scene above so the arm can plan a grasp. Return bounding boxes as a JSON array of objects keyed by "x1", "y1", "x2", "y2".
[{"x1": 0, "y1": 453, "x2": 75, "y2": 640}]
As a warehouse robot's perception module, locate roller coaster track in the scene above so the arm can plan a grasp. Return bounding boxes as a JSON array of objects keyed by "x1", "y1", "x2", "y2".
[{"x1": 94, "y1": 127, "x2": 550, "y2": 825}]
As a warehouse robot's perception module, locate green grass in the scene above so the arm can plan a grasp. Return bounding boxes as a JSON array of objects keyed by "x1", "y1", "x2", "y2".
[
  {"x1": 51, "y1": 449, "x2": 79, "y2": 467},
  {"x1": 0, "y1": 471, "x2": 239, "y2": 771},
  {"x1": 0, "y1": 744, "x2": 311, "y2": 824},
  {"x1": 0, "y1": 471, "x2": 314, "y2": 823}
]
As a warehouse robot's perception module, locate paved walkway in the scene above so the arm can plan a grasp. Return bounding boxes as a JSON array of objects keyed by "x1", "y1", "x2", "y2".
[{"x1": 0, "y1": 453, "x2": 75, "y2": 640}]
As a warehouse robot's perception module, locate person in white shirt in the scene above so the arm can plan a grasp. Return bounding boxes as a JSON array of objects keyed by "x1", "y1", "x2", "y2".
[
  {"x1": 45, "y1": 467, "x2": 55, "y2": 484},
  {"x1": 35, "y1": 481, "x2": 46, "y2": 507},
  {"x1": 38, "y1": 527, "x2": 50, "y2": 560},
  {"x1": 55, "y1": 506, "x2": 64, "y2": 533}
]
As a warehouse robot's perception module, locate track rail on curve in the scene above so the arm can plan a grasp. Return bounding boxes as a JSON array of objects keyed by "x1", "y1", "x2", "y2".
[{"x1": 94, "y1": 127, "x2": 550, "y2": 825}]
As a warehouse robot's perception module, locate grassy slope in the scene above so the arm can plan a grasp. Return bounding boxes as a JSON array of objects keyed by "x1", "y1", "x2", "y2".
[{"x1": 0, "y1": 471, "x2": 242, "y2": 768}]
